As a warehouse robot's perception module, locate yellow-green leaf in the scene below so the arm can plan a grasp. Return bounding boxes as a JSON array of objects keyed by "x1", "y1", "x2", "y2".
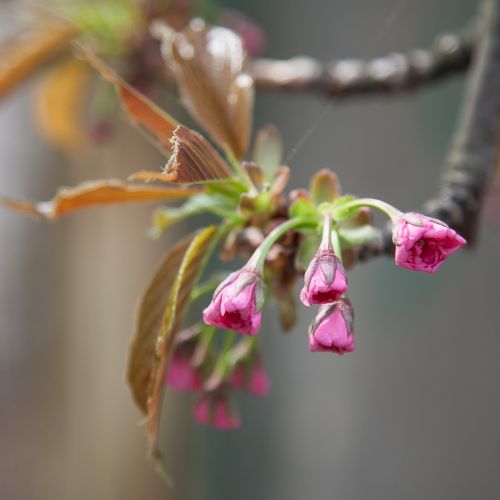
[
  {"x1": 310, "y1": 169, "x2": 341, "y2": 204},
  {"x1": 252, "y1": 124, "x2": 283, "y2": 179}
]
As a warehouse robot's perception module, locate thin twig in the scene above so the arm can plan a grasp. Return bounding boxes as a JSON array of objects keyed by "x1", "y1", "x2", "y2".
[
  {"x1": 250, "y1": 27, "x2": 475, "y2": 97},
  {"x1": 357, "y1": 0, "x2": 500, "y2": 262}
]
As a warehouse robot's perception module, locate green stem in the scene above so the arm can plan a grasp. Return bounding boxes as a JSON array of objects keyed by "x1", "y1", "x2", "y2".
[
  {"x1": 190, "y1": 272, "x2": 230, "y2": 302},
  {"x1": 331, "y1": 229, "x2": 343, "y2": 261},
  {"x1": 226, "y1": 151, "x2": 258, "y2": 195},
  {"x1": 320, "y1": 212, "x2": 333, "y2": 249},
  {"x1": 247, "y1": 217, "x2": 317, "y2": 270},
  {"x1": 227, "y1": 336, "x2": 258, "y2": 367},
  {"x1": 192, "y1": 325, "x2": 215, "y2": 368},
  {"x1": 336, "y1": 198, "x2": 402, "y2": 222},
  {"x1": 215, "y1": 330, "x2": 237, "y2": 377}
]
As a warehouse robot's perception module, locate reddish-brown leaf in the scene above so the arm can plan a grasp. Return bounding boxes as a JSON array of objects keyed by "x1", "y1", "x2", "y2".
[
  {"x1": 155, "y1": 20, "x2": 254, "y2": 159},
  {"x1": 164, "y1": 125, "x2": 232, "y2": 182},
  {"x1": 146, "y1": 226, "x2": 218, "y2": 453},
  {"x1": 129, "y1": 126, "x2": 232, "y2": 184},
  {"x1": 34, "y1": 58, "x2": 91, "y2": 151},
  {"x1": 82, "y1": 48, "x2": 179, "y2": 153},
  {"x1": 0, "y1": 21, "x2": 79, "y2": 99},
  {"x1": 0, "y1": 180, "x2": 200, "y2": 220},
  {"x1": 127, "y1": 234, "x2": 195, "y2": 413}
]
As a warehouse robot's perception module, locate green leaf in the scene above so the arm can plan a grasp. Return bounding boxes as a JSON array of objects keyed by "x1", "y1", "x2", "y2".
[
  {"x1": 152, "y1": 192, "x2": 240, "y2": 236},
  {"x1": 205, "y1": 178, "x2": 248, "y2": 198},
  {"x1": 310, "y1": 169, "x2": 341, "y2": 204},
  {"x1": 252, "y1": 124, "x2": 283, "y2": 180},
  {"x1": 289, "y1": 196, "x2": 318, "y2": 220},
  {"x1": 331, "y1": 195, "x2": 357, "y2": 221},
  {"x1": 296, "y1": 231, "x2": 321, "y2": 271},
  {"x1": 339, "y1": 225, "x2": 381, "y2": 246}
]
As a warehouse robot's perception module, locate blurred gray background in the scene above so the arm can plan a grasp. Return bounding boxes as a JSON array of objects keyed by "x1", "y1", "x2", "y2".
[{"x1": 2, "y1": 0, "x2": 500, "y2": 499}]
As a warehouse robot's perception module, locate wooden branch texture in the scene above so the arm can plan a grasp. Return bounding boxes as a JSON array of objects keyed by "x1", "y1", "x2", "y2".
[{"x1": 250, "y1": 28, "x2": 474, "y2": 97}]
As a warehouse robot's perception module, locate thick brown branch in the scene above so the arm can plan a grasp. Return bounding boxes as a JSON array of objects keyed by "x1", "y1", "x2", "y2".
[
  {"x1": 357, "y1": 0, "x2": 500, "y2": 263},
  {"x1": 251, "y1": 28, "x2": 474, "y2": 97},
  {"x1": 151, "y1": 26, "x2": 474, "y2": 99}
]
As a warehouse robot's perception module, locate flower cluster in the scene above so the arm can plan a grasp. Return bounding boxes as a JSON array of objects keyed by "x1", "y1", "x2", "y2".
[
  {"x1": 197, "y1": 193, "x2": 466, "y2": 412},
  {"x1": 165, "y1": 325, "x2": 269, "y2": 430}
]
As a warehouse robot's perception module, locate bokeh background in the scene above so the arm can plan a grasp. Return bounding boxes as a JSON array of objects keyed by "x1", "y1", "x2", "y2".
[{"x1": 2, "y1": 0, "x2": 500, "y2": 499}]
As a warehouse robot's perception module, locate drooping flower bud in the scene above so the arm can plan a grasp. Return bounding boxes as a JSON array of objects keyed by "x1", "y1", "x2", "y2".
[
  {"x1": 300, "y1": 249, "x2": 348, "y2": 306},
  {"x1": 392, "y1": 212, "x2": 466, "y2": 273},
  {"x1": 165, "y1": 327, "x2": 203, "y2": 392},
  {"x1": 309, "y1": 298, "x2": 355, "y2": 354},
  {"x1": 231, "y1": 358, "x2": 270, "y2": 397},
  {"x1": 300, "y1": 214, "x2": 348, "y2": 306},
  {"x1": 203, "y1": 267, "x2": 264, "y2": 336},
  {"x1": 193, "y1": 393, "x2": 241, "y2": 431}
]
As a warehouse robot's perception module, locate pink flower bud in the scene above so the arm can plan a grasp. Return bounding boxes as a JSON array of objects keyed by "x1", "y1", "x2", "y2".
[
  {"x1": 231, "y1": 358, "x2": 270, "y2": 397},
  {"x1": 194, "y1": 394, "x2": 241, "y2": 431},
  {"x1": 300, "y1": 249, "x2": 348, "y2": 306},
  {"x1": 165, "y1": 354, "x2": 203, "y2": 392},
  {"x1": 203, "y1": 268, "x2": 264, "y2": 336},
  {"x1": 393, "y1": 212, "x2": 466, "y2": 273},
  {"x1": 309, "y1": 299, "x2": 355, "y2": 354},
  {"x1": 165, "y1": 327, "x2": 203, "y2": 392}
]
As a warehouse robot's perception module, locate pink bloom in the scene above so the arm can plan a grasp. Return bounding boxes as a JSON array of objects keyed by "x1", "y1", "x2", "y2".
[
  {"x1": 393, "y1": 212, "x2": 466, "y2": 273},
  {"x1": 165, "y1": 354, "x2": 202, "y2": 392},
  {"x1": 231, "y1": 359, "x2": 270, "y2": 397},
  {"x1": 194, "y1": 394, "x2": 241, "y2": 431},
  {"x1": 300, "y1": 249, "x2": 348, "y2": 306},
  {"x1": 203, "y1": 268, "x2": 264, "y2": 336},
  {"x1": 309, "y1": 299, "x2": 355, "y2": 354}
]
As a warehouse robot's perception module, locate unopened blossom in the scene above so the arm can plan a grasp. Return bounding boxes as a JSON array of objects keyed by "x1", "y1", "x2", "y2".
[
  {"x1": 309, "y1": 298, "x2": 355, "y2": 354},
  {"x1": 194, "y1": 394, "x2": 241, "y2": 431},
  {"x1": 165, "y1": 327, "x2": 203, "y2": 392},
  {"x1": 300, "y1": 249, "x2": 348, "y2": 306},
  {"x1": 393, "y1": 212, "x2": 466, "y2": 273},
  {"x1": 203, "y1": 267, "x2": 264, "y2": 336},
  {"x1": 166, "y1": 355, "x2": 203, "y2": 392},
  {"x1": 231, "y1": 358, "x2": 270, "y2": 396}
]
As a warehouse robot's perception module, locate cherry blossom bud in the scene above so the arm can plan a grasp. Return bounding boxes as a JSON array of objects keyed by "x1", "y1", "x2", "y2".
[
  {"x1": 203, "y1": 267, "x2": 264, "y2": 335},
  {"x1": 300, "y1": 249, "x2": 348, "y2": 306},
  {"x1": 393, "y1": 212, "x2": 466, "y2": 273},
  {"x1": 194, "y1": 394, "x2": 241, "y2": 431},
  {"x1": 231, "y1": 358, "x2": 270, "y2": 397},
  {"x1": 309, "y1": 298, "x2": 355, "y2": 354},
  {"x1": 166, "y1": 355, "x2": 203, "y2": 392},
  {"x1": 165, "y1": 327, "x2": 203, "y2": 392}
]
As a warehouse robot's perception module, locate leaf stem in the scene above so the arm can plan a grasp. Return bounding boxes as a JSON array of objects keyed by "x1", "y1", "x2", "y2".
[
  {"x1": 226, "y1": 151, "x2": 258, "y2": 195},
  {"x1": 247, "y1": 217, "x2": 317, "y2": 270},
  {"x1": 336, "y1": 198, "x2": 402, "y2": 222}
]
